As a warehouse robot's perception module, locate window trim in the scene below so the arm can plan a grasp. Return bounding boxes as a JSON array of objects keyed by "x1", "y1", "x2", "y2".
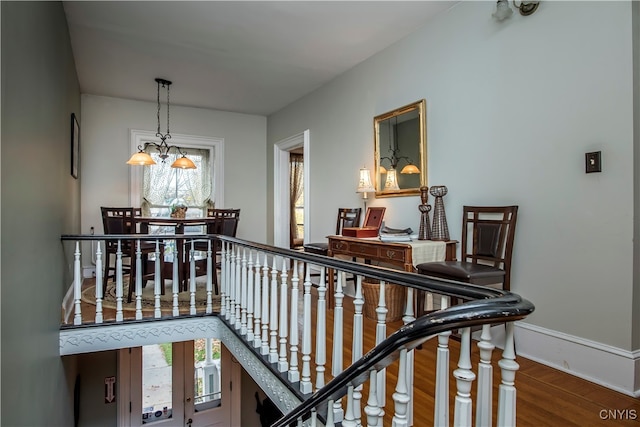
[{"x1": 129, "y1": 129, "x2": 224, "y2": 210}]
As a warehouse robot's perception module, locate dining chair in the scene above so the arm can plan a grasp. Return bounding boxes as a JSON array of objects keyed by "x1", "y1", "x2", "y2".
[
  {"x1": 416, "y1": 205, "x2": 518, "y2": 295},
  {"x1": 101, "y1": 207, "x2": 160, "y2": 302},
  {"x1": 303, "y1": 208, "x2": 362, "y2": 280},
  {"x1": 189, "y1": 208, "x2": 241, "y2": 294}
]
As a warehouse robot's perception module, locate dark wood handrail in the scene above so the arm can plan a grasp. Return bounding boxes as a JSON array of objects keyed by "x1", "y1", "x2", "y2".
[{"x1": 272, "y1": 293, "x2": 535, "y2": 426}]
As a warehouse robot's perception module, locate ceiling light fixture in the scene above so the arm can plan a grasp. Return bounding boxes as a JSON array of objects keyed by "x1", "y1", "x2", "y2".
[
  {"x1": 492, "y1": 0, "x2": 540, "y2": 21},
  {"x1": 127, "y1": 78, "x2": 196, "y2": 169}
]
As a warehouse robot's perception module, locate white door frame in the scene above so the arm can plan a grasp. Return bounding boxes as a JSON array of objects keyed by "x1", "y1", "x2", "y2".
[{"x1": 273, "y1": 130, "x2": 310, "y2": 249}]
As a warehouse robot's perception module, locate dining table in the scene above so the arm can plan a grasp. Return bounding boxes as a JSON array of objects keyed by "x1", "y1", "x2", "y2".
[{"x1": 134, "y1": 216, "x2": 217, "y2": 291}]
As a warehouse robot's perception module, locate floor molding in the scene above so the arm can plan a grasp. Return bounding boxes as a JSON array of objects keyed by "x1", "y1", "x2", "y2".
[{"x1": 511, "y1": 322, "x2": 639, "y2": 397}]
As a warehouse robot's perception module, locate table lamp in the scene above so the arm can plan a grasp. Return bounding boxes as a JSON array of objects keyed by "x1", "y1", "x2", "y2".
[{"x1": 356, "y1": 166, "x2": 376, "y2": 212}]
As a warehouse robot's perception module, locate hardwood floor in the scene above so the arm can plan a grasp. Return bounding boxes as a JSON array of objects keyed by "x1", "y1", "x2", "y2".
[{"x1": 71, "y1": 280, "x2": 639, "y2": 426}]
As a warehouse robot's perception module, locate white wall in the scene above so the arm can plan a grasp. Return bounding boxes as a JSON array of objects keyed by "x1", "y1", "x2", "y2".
[
  {"x1": 1, "y1": 2, "x2": 81, "y2": 425},
  {"x1": 80, "y1": 94, "x2": 268, "y2": 251},
  {"x1": 268, "y1": 0, "x2": 635, "y2": 354}
]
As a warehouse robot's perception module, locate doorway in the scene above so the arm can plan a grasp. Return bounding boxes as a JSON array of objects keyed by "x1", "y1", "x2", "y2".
[
  {"x1": 273, "y1": 130, "x2": 310, "y2": 249},
  {"x1": 119, "y1": 340, "x2": 241, "y2": 426}
]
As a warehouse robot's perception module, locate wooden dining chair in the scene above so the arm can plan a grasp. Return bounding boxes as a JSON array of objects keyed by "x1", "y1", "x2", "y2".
[
  {"x1": 303, "y1": 208, "x2": 361, "y2": 280},
  {"x1": 101, "y1": 207, "x2": 160, "y2": 302},
  {"x1": 189, "y1": 208, "x2": 241, "y2": 294},
  {"x1": 416, "y1": 205, "x2": 519, "y2": 293}
]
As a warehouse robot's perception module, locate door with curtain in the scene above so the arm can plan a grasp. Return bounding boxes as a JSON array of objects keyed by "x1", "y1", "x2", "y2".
[{"x1": 289, "y1": 152, "x2": 304, "y2": 248}]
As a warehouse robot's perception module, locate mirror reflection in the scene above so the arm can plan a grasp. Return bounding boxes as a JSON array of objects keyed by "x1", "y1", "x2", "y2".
[{"x1": 374, "y1": 99, "x2": 427, "y2": 197}]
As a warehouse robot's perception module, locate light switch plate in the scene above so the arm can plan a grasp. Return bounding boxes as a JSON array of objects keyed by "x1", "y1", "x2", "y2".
[{"x1": 585, "y1": 151, "x2": 601, "y2": 173}]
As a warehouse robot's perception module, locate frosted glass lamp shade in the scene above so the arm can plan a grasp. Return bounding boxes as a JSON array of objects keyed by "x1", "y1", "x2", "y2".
[
  {"x1": 171, "y1": 155, "x2": 197, "y2": 169},
  {"x1": 356, "y1": 167, "x2": 376, "y2": 193},
  {"x1": 126, "y1": 151, "x2": 156, "y2": 166},
  {"x1": 400, "y1": 164, "x2": 420, "y2": 174},
  {"x1": 384, "y1": 168, "x2": 400, "y2": 191},
  {"x1": 492, "y1": 0, "x2": 513, "y2": 20}
]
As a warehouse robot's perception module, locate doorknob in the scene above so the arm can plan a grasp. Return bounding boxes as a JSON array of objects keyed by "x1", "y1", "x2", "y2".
[{"x1": 186, "y1": 418, "x2": 193, "y2": 426}]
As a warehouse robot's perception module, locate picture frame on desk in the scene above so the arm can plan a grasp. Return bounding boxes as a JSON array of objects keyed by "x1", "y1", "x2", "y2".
[{"x1": 342, "y1": 206, "x2": 386, "y2": 238}]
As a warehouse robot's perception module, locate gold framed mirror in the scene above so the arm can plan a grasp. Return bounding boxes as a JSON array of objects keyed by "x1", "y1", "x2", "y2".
[{"x1": 374, "y1": 99, "x2": 426, "y2": 197}]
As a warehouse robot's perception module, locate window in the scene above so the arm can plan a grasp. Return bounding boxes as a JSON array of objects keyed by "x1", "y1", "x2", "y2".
[
  {"x1": 129, "y1": 129, "x2": 225, "y2": 222},
  {"x1": 142, "y1": 147, "x2": 213, "y2": 219}
]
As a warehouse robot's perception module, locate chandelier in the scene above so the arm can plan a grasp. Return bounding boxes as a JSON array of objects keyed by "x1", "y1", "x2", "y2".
[{"x1": 126, "y1": 78, "x2": 196, "y2": 169}]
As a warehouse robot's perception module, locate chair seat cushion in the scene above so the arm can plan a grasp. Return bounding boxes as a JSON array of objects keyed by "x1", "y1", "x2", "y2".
[
  {"x1": 303, "y1": 242, "x2": 328, "y2": 255},
  {"x1": 416, "y1": 261, "x2": 505, "y2": 284}
]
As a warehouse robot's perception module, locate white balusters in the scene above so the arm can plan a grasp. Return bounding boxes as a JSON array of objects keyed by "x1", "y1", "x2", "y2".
[
  {"x1": 220, "y1": 241, "x2": 227, "y2": 317},
  {"x1": 288, "y1": 260, "x2": 299, "y2": 383},
  {"x1": 453, "y1": 327, "x2": 476, "y2": 427},
  {"x1": 331, "y1": 270, "x2": 345, "y2": 423},
  {"x1": 246, "y1": 250, "x2": 255, "y2": 342},
  {"x1": 364, "y1": 369, "x2": 382, "y2": 426},
  {"x1": 497, "y1": 322, "x2": 519, "y2": 427},
  {"x1": 315, "y1": 268, "x2": 327, "y2": 391},
  {"x1": 228, "y1": 246, "x2": 236, "y2": 324},
  {"x1": 73, "y1": 242, "x2": 82, "y2": 325},
  {"x1": 343, "y1": 386, "x2": 357, "y2": 427},
  {"x1": 269, "y1": 258, "x2": 279, "y2": 363},
  {"x1": 351, "y1": 276, "x2": 364, "y2": 425},
  {"x1": 392, "y1": 348, "x2": 410, "y2": 427},
  {"x1": 115, "y1": 240, "x2": 124, "y2": 322},
  {"x1": 403, "y1": 287, "x2": 416, "y2": 426},
  {"x1": 299, "y1": 265, "x2": 313, "y2": 394},
  {"x1": 278, "y1": 259, "x2": 289, "y2": 373},
  {"x1": 206, "y1": 240, "x2": 213, "y2": 314},
  {"x1": 235, "y1": 248, "x2": 242, "y2": 328},
  {"x1": 135, "y1": 241, "x2": 143, "y2": 320},
  {"x1": 241, "y1": 248, "x2": 248, "y2": 335},
  {"x1": 153, "y1": 240, "x2": 162, "y2": 319},
  {"x1": 434, "y1": 296, "x2": 451, "y2": 427},
  {"x1": 476, "y1": 324, "x2": 494, "y2": 427},
  {"x1": 94, "y1": 243, "x2": 103, "y2": 324},
  {"x1": 253, "y1": 252, "x2": 263, "y2": 348},
  {"x1": 261, "y1": 255, "x2": 270, "y2": 355},
  {"x1": 172, "y1": 248, "x2": 180, "y2": 317},
  {"x1": 375, "y1": 281, "x2": 388, "y2": 424},
  {"x1": 189, "y1": 240, "x2": 197, "y2": 315}
]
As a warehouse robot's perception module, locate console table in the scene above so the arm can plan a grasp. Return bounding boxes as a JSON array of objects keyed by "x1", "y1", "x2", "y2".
[{"x1": 326, "y1": 235, "x2": 457, "y2": 313}]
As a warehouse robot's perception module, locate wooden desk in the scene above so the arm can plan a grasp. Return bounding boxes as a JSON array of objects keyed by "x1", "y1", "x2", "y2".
[{"x1": 326, "y1": 235, "x2": 457, "y2": 312}]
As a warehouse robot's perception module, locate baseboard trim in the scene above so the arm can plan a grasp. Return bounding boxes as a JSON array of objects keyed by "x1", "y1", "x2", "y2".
[{"x1": 512, "y1": 322, "x2": 639, "y2": 397}]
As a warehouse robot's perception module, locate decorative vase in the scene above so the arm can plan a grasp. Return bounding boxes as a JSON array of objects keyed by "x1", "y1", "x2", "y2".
[
  {"x1": 430, "y1": 185, "x2": 450, "y2": 241},
  {"x1": 418, "y1": 186, "x2": 432, "y2": 240}
]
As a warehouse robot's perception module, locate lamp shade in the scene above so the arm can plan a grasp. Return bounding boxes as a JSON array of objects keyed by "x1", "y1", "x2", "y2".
[
  {"x1": 384, "y1": 168, "x2": 400, "y2": 191},
  {"x1": 171, "y1": 155, "x2": 197, "y2": 169},
  {"x1": 492, "y1": 0, "x2": 513, "y2": 20},
  {"x1": 356, "y1": 167, "x2": 376, "y2": 193},
  {"x1": 126, "y1": 151, "x2": 156, "y2": 166},
  {"x1": 400, "y1": 164, "x2": 420, "y2": 174}
]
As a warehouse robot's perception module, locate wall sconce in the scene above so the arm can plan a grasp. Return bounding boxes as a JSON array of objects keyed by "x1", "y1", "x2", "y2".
[
  {"x1": 492, "y1": 0, "x2": 540, "y2": 21},
  {"x1": 356, "y1": 166, "x2": 376, "y2": 211}
]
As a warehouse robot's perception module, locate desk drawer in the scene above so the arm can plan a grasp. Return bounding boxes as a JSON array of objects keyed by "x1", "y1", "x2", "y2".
[
  {"x1": 380, "y1": 248, "x2": 408, "y2": 263},
  {"x1": 348, "y1": 243, "x2": 379, "y2": 258}
]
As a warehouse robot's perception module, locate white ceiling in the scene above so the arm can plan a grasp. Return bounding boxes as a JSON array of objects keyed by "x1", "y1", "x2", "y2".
[{"x1": 63, "y1": 1, "x2": 457, "y2": 116}]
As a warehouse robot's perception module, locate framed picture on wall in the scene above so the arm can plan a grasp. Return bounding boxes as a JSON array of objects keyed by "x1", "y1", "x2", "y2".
[{"x1": 71, "y1": 113, "x2": 79, "y2": 179}]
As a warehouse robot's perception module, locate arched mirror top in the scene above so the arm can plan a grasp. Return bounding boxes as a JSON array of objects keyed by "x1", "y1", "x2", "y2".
[{"x1": 374, "y1": 99, "x2": 426, "y2": 197}]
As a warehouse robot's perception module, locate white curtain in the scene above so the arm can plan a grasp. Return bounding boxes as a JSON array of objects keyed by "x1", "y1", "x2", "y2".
[{"x1": 141, "y1": 146, "x2": 214, "y2": 215}]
